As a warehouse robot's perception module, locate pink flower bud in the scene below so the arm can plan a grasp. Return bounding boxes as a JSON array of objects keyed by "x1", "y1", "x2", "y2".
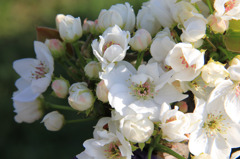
[
  {"x1": 45, "y1": 39, "x2": 65, "y2": 58},
  {"x1": 176, "y1": 101, "x2": 188, "y2": 113},
  {"x1": 96, "y1": 80, "x2": 109, "y2": 103},
  {"x1": 83, "y1": 19, "x2": 96, "y2": 34},
  {"x1": 51, "y1": 78, "x2": 69, "y2": 98},
  {"x1": 208, "y1": 14, "x2": 229, "y2": 33},
  {"x1": 129, "y1": 29, "x2": 152, "y2": 52}
]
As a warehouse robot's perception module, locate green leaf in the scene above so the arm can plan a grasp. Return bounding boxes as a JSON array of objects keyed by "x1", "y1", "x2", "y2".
[
  {"x1": 138, "y1": 143, "x2": 145, "y2": 151},
  {"x1": 131, "y1": 144, "x2": 138, "y2": 152},
  {"x1": 223, "y1": 29, "x2": 240, "y2": 53},
  {"x1": 36, "y1": 26, "x2": 61, "y2": 42},
  {"x1": 229, "y1": 20, "x2": 240, "y2": 32}
]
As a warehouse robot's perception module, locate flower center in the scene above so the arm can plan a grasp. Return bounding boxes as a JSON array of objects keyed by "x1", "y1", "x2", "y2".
[
  {"x1": 130, "y1": 80, "x2": 155, "y2": 100},
  {"x1": 180, "y1": 55, "x2": 196, "y2": 69},
  {"x1": 202, "y1": 113, "x2": 228, "y2": 137},
  {"x1": 224, "y1": 0, "x2": 236, "y2": 12},
  {"x1": 31, "y1": 61, "x2": 49, "y2": 80},
  {"x1": 166, "y1": 116, "x2": 177, "y2": 123},
  {"x1": 104, "y1": 141, "x2": 122, "y2": 159},
  {"x1": 102, "y1": 41, "x2": 120, "y2": 53}
]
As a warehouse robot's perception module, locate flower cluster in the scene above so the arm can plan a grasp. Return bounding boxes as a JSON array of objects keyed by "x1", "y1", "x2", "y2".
[{"x1": 12, "y1": 0, "x2": 240, "y2": 159}]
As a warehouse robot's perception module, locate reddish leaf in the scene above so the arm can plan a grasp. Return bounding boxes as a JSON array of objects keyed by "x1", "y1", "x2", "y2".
[{"x1": 36, "y1": 26, "x2": 61, "y2": 42}]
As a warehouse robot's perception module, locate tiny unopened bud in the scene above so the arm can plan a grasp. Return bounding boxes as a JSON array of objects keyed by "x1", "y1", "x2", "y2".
[
  {"x1": 96, "y1": 80, "x2": 109, "y2": 103},
  {"x1": 208, "y1": 14, "x2": 229, "y2": 34},
  {"x1": 41, "y1": 111, "x2": 65, "y2": 131},
  {"x1": 56, "y1": 14, "x2": 65, "y2": 30},
  {"x1": 83, "y1": 19, "x2": 96, "y2": 34},
  {"x1": 45, "y1": 39, "x2": 65, "y2": 58},
  {"x1": 129, "y1": 29, "x2": 152, "y2": 52},
  {"x1": 84, "y1": 61, "x2": 101, "y2": 79},
  {"x1": 68, "y1": 82, "x2": 95, "y2": 111},
  {"x1": 51, "y1": 78, "x2": 70, "y2": 98},
  {"x1": 176, "y1": 101, "x2": 188, "y2": 113}
]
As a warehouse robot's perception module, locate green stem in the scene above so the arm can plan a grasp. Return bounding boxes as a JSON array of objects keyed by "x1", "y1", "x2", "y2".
[
  {"x1": 206, "y1": 0, "x2": 214, "y2": 14},
  {"x1": 135, "y1": 51, "x2": 144, "y2": 69},
  {"x1": 154, "y1": 143, "x2": 185, "y2": 159},
  {"x1": 205, "y1": 37, "x2": 217, "y2": 52},
  {"x1": 147, "y1": 134, "x2": 161, "y2": 159},
  {"x1": 45, "y1": 102, "x2": 77, "y2": 112},
  {"x1": 65, "y1": 116, "x2": 97, "y2": 124},
  {"x1": 72, "y1": 42, "x2": 86, "y2": 67}
]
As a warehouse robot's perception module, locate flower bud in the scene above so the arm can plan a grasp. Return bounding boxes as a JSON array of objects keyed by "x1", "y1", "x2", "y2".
[
  {"x1": 96, "y1": 80, "x2": 109, "y2": 103},
  {"x1": 201, "y1": 59, "x2": 229, "y2": 87},
  {"x1": 51, "y1": 78, "x2": 70, "y2": 98},
  {"x1": 58, "y1": 14, "x2": 83, "y2": 43},
  {"x1": 120, "y1": 114, "x2": 154, "y2": 143},
  {"x1": 208, "y1": 14, "x2": 229, "y2": 33},
  {"x1": 176, "y1": 101, "x2": 188, "y2": 113},
  {"x1": 55, "y1": 14, "x2": 65, "y2": 30},
  {"x1": 45, "y1": 39, "x2": 65, "y2": 58},
  {"x1": 82, "y1": 19, "x2": 96, "y2": 34},
  {"x1": 41, "y1": 111, "x2": 65, "y2": 131},
  {"x1": 129, "y1": 29, "x2": 152, "y2": 52},
  {"x1": 84, "y1": 61, "x2": 101, "y2": 79},
  {"x1": 68, "y1": 83, "x2": 95, "y2": 111}
]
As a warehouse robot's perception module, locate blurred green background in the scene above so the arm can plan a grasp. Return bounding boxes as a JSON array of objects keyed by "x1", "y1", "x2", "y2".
[{"x1": 0, "y1": 0, "x2": 145, "y2": 158}]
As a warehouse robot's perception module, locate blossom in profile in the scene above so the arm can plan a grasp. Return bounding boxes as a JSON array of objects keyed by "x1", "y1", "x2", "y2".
[
  {"x1": 97, "y1": 2, "x2": 135, "y2": 33},
  {"x1": 13, "y1": 41, "x2": 54, "y2": 102},
  {"x1": 91, "y1": 25, "x2": 130, "y2": 72}
]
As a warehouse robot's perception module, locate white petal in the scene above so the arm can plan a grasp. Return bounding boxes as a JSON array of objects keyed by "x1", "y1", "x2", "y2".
[
  {"x1": 209, "y1": 135, "x2": 231, "y2": 159},
  {"x1": 189, "y1": 130, "x2": 209, "y2": 156},
  {"x1": 103, "y1": 45, "x2": 125, "y2": 62},
  {"x1": 15, "y1": 78, "x2": 31, "y2": 91},
  {"x1": 12, "y1": 86, "x2": 40, "y2": 102},
  {"x1": 222, "y1": 122, "x2": 240, "y2": 148},
  {"x1": 231, "y1": 150, "x2": 240, "y2": 159},
  {"x1": 31, "y1": 76, "x2": 51, "y2": 93}
]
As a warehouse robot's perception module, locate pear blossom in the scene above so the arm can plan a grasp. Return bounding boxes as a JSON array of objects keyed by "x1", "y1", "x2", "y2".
[
  {"x1": 201, "y1": 59, "x2": 229, "y2": 87},
  {"x1": 51, "y1": 78, "x2": 69, "y2": 98},
  {"x1": 84, "y1": 61, "x2": 101, "y2": 79},
  {"x1": 159, "y1": 103, "x2": 201, "y2": 142},
  {"x1": 189, "y1": 97, "x2": 240, "y2": 159},
  {"x1": 180, "y1": 14, "x2": 207, "y2": 43},
  {"x1": 45, "y1": 39, "x2": 65, "y2": 59},
  {"x1": 165, "y1": 42, "x2": 205, "y2": 81},
  {"x1": 101, "y1": 61, "x2": 187, "y2": 120},
  {"x1": 149, "y1": 0, "x2": 177, "y2": 28},
  {"x1": 136, "y1": 5, "x2": 162, "y2": 36},
  {"x1": 13, "y1": 41, "x2": 54, "y2": 102},
  {"x1": 98, "y1": 2, "x2": 135, "y2": 33},
  {"x1": 96, "y1": 80, "x2": 109, "y2": 103},
  {"x1": 68, "y1": 82, "x2": 95, "y2": 111},
  {"x1": 207, "y1": 14, "x2": 229, "y2": 33},
  {"x1": 91, "y1": 25, "x2": 130, "y2": 72},
  {"x1": 119, "y1": 113, "x2": 154, "y2": 143},
  {"x1": 150, "y1": 28, "x2": 176, "y2": 63},
  {"x1": 214, "y1": 0, "x2": 240, "y2": 20},
  {"x1": 129, "y1": 29, "x2": 152, "y2": 52},
  {"x1": 13, "y1": 94, "x2": 43, "y2": 123},
  {"x1": 41, "y1": 111, "x2": 65, "y2": 131},
  {"x1": 58, "y1": 14, "x2": 82, "y2": 43}
]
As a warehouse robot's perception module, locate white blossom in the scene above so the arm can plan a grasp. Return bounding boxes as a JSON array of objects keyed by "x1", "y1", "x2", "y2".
[
  {"x1": 214, "y1": 0, "x2": 240, "y2": 20},
  {"x1": 41, "y1": 111, "x2": 65, "y2": 131}
]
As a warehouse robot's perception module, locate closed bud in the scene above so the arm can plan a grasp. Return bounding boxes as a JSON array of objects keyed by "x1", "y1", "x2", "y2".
[
  {"x1": 45, "y1": 39, "x2": 65, "y2": 59},
  {"x1": 55, "y1": 14, "x2": 65, "y2": 30},
  {"x1": 41, "y1": 111, "x2": 65, "y2": 131},
  {"x1": 129, "y1": 29, "x2": 152, "y2": 52},
  {"x1": 208, "y1": 14, "x2": 229, "y2": 34},
  {"x1": 96, "y1": 80, "x2": 109, "y2": 103},
  {"x1": 176, "y1": 101, "x2": 188, "y2": 113},
  {"x1": 82, "y1": 19, "x2": 96, "y2": 34},
  {"x1": 58, "y1": 14, "x2": 83, "y2": 43},
  {"x1": 84, "y1": 61, "x2": 101, "y2": 79},
  {"x1": 68, "y1": 82, "x2": 95, "y2": 111},
  {"x1": 51, "y1": 78, "x2": 70, "y2": 98}
]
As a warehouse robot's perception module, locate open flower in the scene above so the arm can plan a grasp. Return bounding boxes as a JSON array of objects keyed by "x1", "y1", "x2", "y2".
[
  {"x1": 165, "y1": 42, "x2": 205, "y2": 81},
  {"x1": 13, "y1": 41, "x2": 54, "y2": 102},
  {"x1": 92, "y1": 25, "x2": 130, "y2": 72},
  {"x1": 189, "y1": 97, "x2": 240, "y2": 159},
  {"x1": 214, "y1": 0, "x2": 240, "y2": 20}
]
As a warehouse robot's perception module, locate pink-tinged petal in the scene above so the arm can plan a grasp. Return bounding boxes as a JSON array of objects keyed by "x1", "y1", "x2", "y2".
[{"x1": 13, "y1": 58, "x2": 39, "y2": 81}]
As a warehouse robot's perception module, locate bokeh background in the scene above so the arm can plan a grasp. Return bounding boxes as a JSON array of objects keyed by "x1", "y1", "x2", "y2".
[{"x1": 0, "y1": 0, "x2": 145, "y2": 158}]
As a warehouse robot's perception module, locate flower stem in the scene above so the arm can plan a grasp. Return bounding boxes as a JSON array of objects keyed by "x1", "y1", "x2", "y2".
[
  {"x1": 205, "y1": 36, "x2": 217, "y2": 52},
  {"x1": 154, "y1": 143, "x2": 185, "y2": 159},
  {"x1": 206, "y1": 0, "x2": 214, "y2": 14},
  {"x1": 45, "y1": 102, "x2": 77, "y2": 112},
  {"x1": 72, "y1": 42, "x2": 86, "y2": 68},
  {"x1": 135, "y1": 51, "x2": 145, "y2": 69},
  {"x1": 65, "y1": 116, "x2": 97, "y2": 124},
  {"x1": 147, "y1": 134, "x2": 161, "y2": 159}
]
